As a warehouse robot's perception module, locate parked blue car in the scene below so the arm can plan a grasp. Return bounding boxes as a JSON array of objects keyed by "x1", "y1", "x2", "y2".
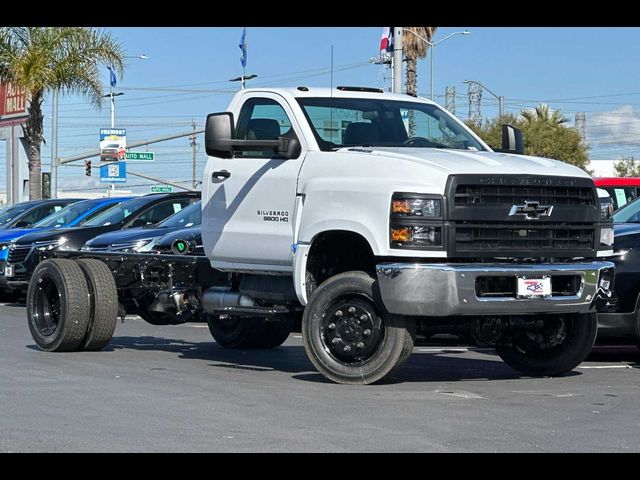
[{"x1": 0, "y1": 198, "x2": 82, "y2": 231}]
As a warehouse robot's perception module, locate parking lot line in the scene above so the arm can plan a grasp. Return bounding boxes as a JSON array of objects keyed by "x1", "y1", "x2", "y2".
[{"x1": 578, "y1": 365, "x2": 633, "y2": 369}]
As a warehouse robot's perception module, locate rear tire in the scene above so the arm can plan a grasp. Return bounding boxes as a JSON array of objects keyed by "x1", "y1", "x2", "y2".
[
  {"x1": 496, "y1": 313, "x2": 597, "y2": 377},
  {"x1": 302, "y1": 271, "x2": 415, "y2": 385},
  {"x1": 27, "y1": 259, "x2": 90, "y2": 352},
  {"x1": 76, "y1": 259, "x2": 118, "y2": 351}
]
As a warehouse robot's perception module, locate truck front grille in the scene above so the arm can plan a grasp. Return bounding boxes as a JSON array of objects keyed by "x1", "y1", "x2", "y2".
[
  {"x1": 454, "y1": 184, "x2": 596, "y2": 206},
  {"x1": 455, "y1": 222, "x2": 596, "y2": 252},
  {"x1": 445, "y1": 175, "x2": 600, "y2": 258}
]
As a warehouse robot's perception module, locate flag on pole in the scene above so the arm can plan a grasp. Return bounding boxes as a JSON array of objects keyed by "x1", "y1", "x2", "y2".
[
  {"x1": 107, "y1": 66, "x2": 117, "y2": 87},
  {"x1": 239, "y1": 27, "x2": 247, "y2": 68},
  {"x1": 380, "y1": 27, "x2": 394, "y2": 57}
]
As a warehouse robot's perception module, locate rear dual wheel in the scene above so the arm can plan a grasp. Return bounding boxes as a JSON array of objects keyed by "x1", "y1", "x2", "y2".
[{"x1": 27, "y1": 259, "x2": 117, "y2": 352}]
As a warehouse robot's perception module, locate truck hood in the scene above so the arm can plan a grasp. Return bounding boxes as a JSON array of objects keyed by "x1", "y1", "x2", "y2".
[{"x1": 342, "y1": 147, "x2": 590, "y2": 178}]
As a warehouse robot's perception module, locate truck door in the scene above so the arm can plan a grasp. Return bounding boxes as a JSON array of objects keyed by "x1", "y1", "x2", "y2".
[{"x1": 202, "y1": 94, "x2": 305, "y2": 272}]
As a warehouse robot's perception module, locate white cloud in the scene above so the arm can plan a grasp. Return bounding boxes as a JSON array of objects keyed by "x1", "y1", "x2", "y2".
[{"x1": 586, "y1": 105, "x2": 640, "y2": 149}]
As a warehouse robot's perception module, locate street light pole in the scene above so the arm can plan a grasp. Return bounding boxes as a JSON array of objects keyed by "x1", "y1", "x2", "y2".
[
  {"x1": 393, "y1": 27, "x2": 403, "y2": 94},
  {"x1": 464, "y1": 79, "x2": 504, "y2": 118},
  {"x1": 404, "y1": 29, "x2": 471, "y2": 101},
  {"x1": 50, "y1": 89, "x2": 58, "y2": 198}
]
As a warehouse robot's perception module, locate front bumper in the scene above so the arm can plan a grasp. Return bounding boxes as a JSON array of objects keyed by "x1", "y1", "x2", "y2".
[{"x1": 376, "y1": 261, "x2": 615, "y2": 317}]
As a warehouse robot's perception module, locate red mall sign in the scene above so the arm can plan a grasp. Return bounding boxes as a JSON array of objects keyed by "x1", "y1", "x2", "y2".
[{"x1": 0, "y1": 82, "x2": 28, "y2": 125}]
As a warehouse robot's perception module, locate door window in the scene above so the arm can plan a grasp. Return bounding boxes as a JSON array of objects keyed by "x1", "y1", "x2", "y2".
[{"x1": 234, "y1": 98, "x2": 299, "y2": 158}]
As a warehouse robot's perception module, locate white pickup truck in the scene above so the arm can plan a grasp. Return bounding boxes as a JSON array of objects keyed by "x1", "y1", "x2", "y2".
[{"x1": 26, "y1": 86, "x2": 615, "y2": 385}]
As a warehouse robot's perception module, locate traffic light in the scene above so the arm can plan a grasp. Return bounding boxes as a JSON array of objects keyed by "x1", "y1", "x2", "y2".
[{"x1": 84, "y1": 160, "x2": 92, "y2": 177}]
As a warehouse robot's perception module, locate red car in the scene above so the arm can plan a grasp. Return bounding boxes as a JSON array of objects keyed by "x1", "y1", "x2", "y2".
[
  {"x1": 593, "y1": 177, "x2": 640, "y2": 211},
  {"x1": 100, "y1": 142, "x2": 126, "y2": 162}
]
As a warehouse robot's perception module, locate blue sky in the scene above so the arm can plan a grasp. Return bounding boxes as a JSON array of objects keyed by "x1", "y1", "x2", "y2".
[{"x1": 3, "y1": 26, "x2": 640, "y2": 194}]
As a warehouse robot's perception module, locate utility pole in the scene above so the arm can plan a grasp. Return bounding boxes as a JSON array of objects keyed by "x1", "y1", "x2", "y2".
[
  {"x1": 575, "y1": 112, "x2": 586, "y2": 140},
  {"x1": 467, "y1": 82, "x2": 483, "y2": 127},
  {"x1": 445, "y1": 86, "x2": 456, "y2": 115},
  {"x1": 392, "y1": 27, "x2": 403, "y2": 94},
  {"x1": 50, "y1": 89, "x2": 58, "y2": 198},
  {"x1": 190, "y1": 120, "x2": 197, "y2": 188}
]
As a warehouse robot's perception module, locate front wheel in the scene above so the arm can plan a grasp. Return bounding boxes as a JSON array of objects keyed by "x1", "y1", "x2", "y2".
[
  {"x1": 495, "y1": 313, "x2": 597, "y2": 377},
  {"x1": 302, "y1": 271, "x2": 415, "y2": 385}
]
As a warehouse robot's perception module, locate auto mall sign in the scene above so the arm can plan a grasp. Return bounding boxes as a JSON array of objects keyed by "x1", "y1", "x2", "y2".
[{"x1": 0, "y1": 82, "x2": 28, "y2": 126}]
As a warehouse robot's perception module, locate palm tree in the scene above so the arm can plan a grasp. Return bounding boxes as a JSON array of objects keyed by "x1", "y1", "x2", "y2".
[
  {"x1": 0, "y1": 27, "x2": 124, "y2": 199},
  {"x1": 403, "y1": 27, "x2": 437, "y2": 97},
  {"x1": 521, "y1": 104, "x2": 567, "y2": 125},
  {"x1": 402, "y1": 27, "x2": 436, "y2": 135}
]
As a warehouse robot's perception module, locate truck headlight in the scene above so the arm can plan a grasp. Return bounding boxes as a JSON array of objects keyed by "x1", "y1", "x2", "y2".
[
  {"x1": 390, "y1": 193, "x2": 444, "y2": 249},
  {"x1": 600, "y1": 227, "x2": 614, "y2": 247},
  {"x1": 391, "y1": 194, "x2": 442, "y2": 219}
]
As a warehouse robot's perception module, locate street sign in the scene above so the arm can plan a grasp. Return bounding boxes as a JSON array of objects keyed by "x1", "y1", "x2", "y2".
[
  {"x1": 125, "y1": 151, "x2": 155, "y2": 161},
  {"x1": 100, "y1": 162, "x2": 127, "y2": 183},
  {"x1": 150, "y1": 185, "x2": 173, "y2": 193}
]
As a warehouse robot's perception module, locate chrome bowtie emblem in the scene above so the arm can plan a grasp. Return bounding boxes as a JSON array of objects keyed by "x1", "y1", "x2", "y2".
[{"x1": 509, "y1": 201, "x2": 553, "y2": 220}]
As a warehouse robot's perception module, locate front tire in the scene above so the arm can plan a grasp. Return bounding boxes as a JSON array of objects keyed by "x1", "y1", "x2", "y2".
[
  {"x1": 495, "y1": 313, "x2": 597, "y2": 377},
  {"x1": 302, "y1": 271, "x2": 415, "y2": 385},
  {"x1": 27, "y1": 259, "x2": 90, "y2": 352}
]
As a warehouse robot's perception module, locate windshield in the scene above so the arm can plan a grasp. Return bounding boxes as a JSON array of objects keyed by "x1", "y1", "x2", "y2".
[
  {"x1": 83, "y1": 196, "x2": 152, "y2": 226},
  {"x1": 0, "y1": 203, "x2": 31, "y2": 226},
  {"x1": 613, "y1": 196, "x2": 640, "y2": 223},
  {"x1": 34, "y1": 200, "x2": 99, "y2": 228},
  {"x1": 297, "y1": 97, "x2": 486, "y2": 152},
  {"x1": 157, "y1": 201, "x2": 201, "y2": 228}
]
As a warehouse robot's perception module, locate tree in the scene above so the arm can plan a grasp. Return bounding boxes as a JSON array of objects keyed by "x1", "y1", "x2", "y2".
[
  {"x1": 466, "y1": 104, "x2": 591, "y2": 172},
  {"x1": 0, "y1": 27, "x2": 124, "y2": 199},
  {"x1": 614, "y1": 156, "x2": 640, "y2": 177},
  {"x1": 403, "y1": 27, "x2": 436, "y2": 135}
]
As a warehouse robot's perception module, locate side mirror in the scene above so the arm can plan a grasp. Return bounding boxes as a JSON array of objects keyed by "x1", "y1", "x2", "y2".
[
  {"x1": 498, "y1": 124, "x2": 524, "y2": 155},
  {"x1": 205, "y1": 111, "x2": 301, "y2": 160},
  {"x1": 205, "y1": 112, "x2": 235, "y2": 159},
  {"x1": 14, "y1": 221, "x2": 30, "y2": 228}
]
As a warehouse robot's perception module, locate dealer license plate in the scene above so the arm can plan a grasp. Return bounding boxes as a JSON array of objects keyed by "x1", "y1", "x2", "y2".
[
  {"x1": 4, "y1": 265, "x2": 14, "y2": 278},
  {"x1": 517, "y1": 276, "x2": 551, "y2": 298}
]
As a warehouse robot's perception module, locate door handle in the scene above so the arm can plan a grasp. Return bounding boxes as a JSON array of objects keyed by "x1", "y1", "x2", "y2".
[{"x1": 212, "y1": 170, "x2": 231, "y2": 181}]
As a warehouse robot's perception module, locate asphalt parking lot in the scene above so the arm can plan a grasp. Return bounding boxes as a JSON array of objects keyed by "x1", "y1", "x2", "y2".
[{"x1": 1, "y1": 302, "x2": 639, "y2": 452}]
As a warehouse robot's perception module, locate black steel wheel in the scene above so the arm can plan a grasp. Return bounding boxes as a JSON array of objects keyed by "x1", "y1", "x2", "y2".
[
  {"x1": 302, "y1": 271, "x2": 415, "y2": 385},
  {"x1": 27, "y1": 259, "x2": 90, "y2": 352},
  {"x1": 496, "y1": 313, "x2": 597, "y2": 377}
]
